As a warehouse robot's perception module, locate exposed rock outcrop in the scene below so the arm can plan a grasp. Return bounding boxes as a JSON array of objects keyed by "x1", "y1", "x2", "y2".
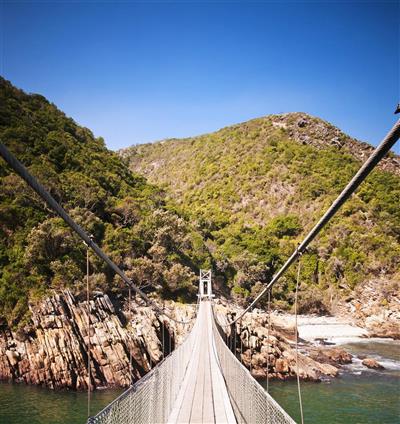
[
  {"x1": 0, "y1": 290, "x2": 194, "y2": 390},
  {"x1": 271, "y1": 113, "x2": 400, "y2": 176},
  {"x1": 0, "y1": 291, "x2": 356, "y2": 390},
  {"x1": 214, "y1": 301, "x2": 342, "y2": 382},
  {"x1": 341, "y1": 278, "x2": 400, "y2": 340},
  {"x1": 308, "y1": 346, "x2": 353, "y2": 366}
]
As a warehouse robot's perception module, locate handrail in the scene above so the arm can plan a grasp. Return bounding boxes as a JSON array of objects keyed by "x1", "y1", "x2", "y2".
[
  {"x1": 211, "y1": 303, "x2": 296, "y2": 423},
  {"x1": 87, "y1": 306, "x2": 200, "y2": 423}
]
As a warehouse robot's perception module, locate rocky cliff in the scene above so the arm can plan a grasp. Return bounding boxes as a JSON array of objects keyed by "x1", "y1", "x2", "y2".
[
  {"x1": 214, "y1": 301, "x2": 348, "y2": 381},
  {"x1": 0, "y1": 290, "x2": 194, "y2": 390},
  {"x1": 0, "y1": 291, "x2": 354, "y2": 390},
  {"x1": 344, "y1": 278, "x2": 400, "y2": 340}
]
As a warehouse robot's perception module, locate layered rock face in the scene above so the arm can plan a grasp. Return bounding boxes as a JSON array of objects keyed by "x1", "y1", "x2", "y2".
[
  {"x1": 0, "y1": 290, "x2": 194, "y2": 390},
  {"x1": 214, "y1": 302, "x2": 343, "y2": 381},
  {"x1": 0, "y1": 292, "x2": 357, "y2": 390}
]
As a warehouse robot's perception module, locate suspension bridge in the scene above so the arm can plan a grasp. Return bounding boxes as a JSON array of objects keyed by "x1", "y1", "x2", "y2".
[
  {"x1": 0, "y1": 118, "x2": 399, "y2": 424},
  {"x1": 88, "y1": 275, "x2": 295, "y2": 424}
]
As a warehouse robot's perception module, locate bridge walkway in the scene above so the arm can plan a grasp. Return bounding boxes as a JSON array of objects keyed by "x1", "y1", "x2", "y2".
[{"x1": 168, "y1": 301, "x2": 236, "y2": 424}]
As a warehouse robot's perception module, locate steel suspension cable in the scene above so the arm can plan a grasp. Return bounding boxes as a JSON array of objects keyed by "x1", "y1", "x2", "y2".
[
  {"x1": 0, "y1": 142, "x2": 195, "y2": 325},
  {"x1": 295, "y1": 257, "x2": 304, "y2": 424},
  {"x1": 86, "y1": 244, "x2": 91, "y2": 418},
  {"x1": 249, "y1": 306, "x2": 253, "y2": 375},
  {"x1": 266, "y1": 290, "x2": 271, "y2": 392},
  {"x1": 128, "y1": 286, "x2": 132, "y2": 385},
  {"x1": 162, "y1": 319, "x2": 165, "y2": 359},
  {"x1": 240, "y1": 319, "x2": 243, "y2": 364},
  {"x1": 234, "y1": 323, "x2": 237, "y2": 357},
  {"x1": 221, "y1": 118, "x2": 400, "y2": 327}
]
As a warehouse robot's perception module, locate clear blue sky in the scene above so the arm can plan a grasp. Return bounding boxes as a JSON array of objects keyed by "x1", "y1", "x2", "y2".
[{"x1": 1, "y1": 1, "x2": 399, "y2": 153}]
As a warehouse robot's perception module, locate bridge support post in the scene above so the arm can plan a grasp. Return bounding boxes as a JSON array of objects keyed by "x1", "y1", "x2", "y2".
[{"x1": 198, "y1": 269, "x2": 214, "y2": 299}]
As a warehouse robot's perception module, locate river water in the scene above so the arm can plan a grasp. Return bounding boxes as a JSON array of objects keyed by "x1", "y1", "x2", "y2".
[
  {"x1": 0, "y1": 341, "x2": 398, "y2": 424},
  {"x1": 265, "y1": 340, "x2": 400, "y2": 423},
  {"x1": 0, "y1": 383, "x2": 124, "y2": 424}
]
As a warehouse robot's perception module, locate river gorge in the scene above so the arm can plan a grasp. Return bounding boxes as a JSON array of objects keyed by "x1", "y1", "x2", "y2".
[
  {"x1": 1, "y1": 339, "x2": 398, "y2": 424},
  {"x1": 0, "y1": 291, "x2": 398, "y2": 423}
]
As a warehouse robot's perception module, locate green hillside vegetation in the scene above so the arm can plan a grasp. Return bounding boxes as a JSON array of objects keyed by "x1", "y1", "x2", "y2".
[
  {"x1": 0, "y1": 78, "x2": 211, "y2": 328},
  {"x1": 1, "y1": 76, "x2": 398, "y2": 326},
  {"x1": 122, "y1": 114, "x2": 400, "y2": 312}
]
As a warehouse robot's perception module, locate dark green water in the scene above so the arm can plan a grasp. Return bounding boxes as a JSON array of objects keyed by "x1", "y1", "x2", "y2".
[
  {"x1": 0, "y1": 341, "x2": 398, "y2": 424},
  {"x1": 264, "y1": 340, "x2": 400, "y2": 424},
  {"x1": 265, "y1": 371, "x2": 400, "y2": 423},
  {"x1": 0, "y1": 384, "x2": 123, "y2": 424}
]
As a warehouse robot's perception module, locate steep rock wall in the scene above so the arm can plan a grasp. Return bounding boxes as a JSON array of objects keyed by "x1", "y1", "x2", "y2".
[
  {"x1": 0, "y1": 290, "x2": 194, "y2": 390},
  {"x1": 0, "y1": 292, "x2": 355, "y2": 390}
]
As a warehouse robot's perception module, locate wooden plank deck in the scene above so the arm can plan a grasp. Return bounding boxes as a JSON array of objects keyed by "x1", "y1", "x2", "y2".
[{"x1": 168, "y1": 301, "x2": 236, "y2": 424}]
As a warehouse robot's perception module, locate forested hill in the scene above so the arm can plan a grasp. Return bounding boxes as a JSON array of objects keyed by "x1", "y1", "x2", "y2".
[
  {"x1": 121, "y1": 113, "x2": 400, "y2": 315},
  {"x1": 0, "y1": 77, "x2": 211, "y2": 328},
  {"x1": 1, "y1": 76, "x2": 399, "y2": 332}
]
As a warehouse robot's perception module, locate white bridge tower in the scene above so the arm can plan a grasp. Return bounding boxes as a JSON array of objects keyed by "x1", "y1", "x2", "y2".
[{"x1": 198, "y1": 269, "x2": 214, "y2": 299}]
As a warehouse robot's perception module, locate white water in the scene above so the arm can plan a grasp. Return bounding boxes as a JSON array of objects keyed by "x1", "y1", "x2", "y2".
[{"x1": 277, "y1": 313, "x2": 400, "y2": 374}]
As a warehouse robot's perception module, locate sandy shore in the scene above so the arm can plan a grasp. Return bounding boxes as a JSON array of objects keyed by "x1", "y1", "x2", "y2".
[{"x1": 274, "y1": 313, "x2": 368, "y2": 344}]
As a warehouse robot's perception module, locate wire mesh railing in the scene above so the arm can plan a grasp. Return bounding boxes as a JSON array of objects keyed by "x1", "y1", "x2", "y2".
[
  {"x1": 88, "y1": 300, "x2": 296, "y2": 424},
  {"x1": 212, "y1": 308, "x2": 296, "y2": 424},
  {"x1": 87, "y1": 317, "x2": 199, "y2": 424}
]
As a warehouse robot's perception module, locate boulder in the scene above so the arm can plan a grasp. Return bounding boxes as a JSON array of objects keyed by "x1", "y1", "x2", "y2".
[
  {"x1": 362, "y1": 358, "x2": 384, "y2": 370},
  {"x1": 308, "y1": 347, "x2": 353, "y2": 365},
  {"x1": 275, "y1": 358, "x2": 289, "y2": 373}
]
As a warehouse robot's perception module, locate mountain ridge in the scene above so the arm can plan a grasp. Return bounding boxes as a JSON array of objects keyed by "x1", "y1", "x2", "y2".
[
  {"x1": 120, "y1": 112, "x2": 400, "y2": 177},
  {"x1": 121, "y1": 112, "x2": 400, "y2": 326}
]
